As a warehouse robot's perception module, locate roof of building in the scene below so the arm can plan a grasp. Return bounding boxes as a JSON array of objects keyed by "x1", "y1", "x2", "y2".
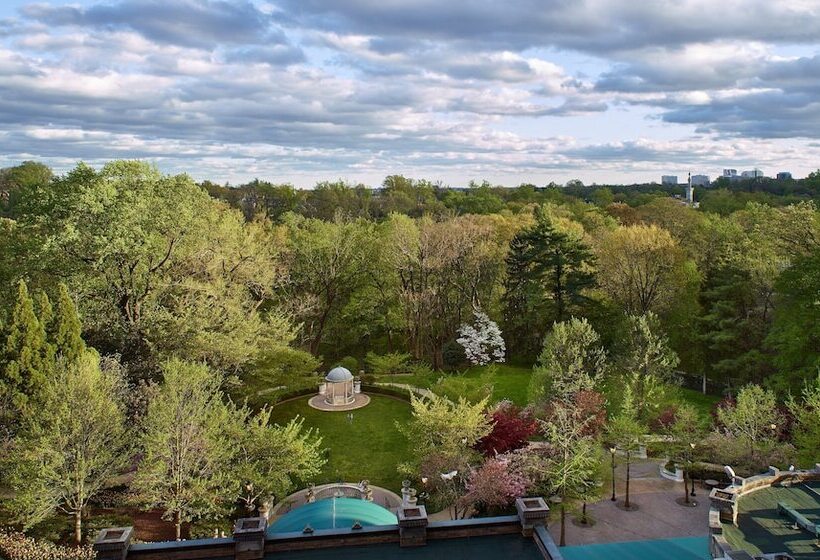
[{"x1": 325, "y1": 366, "x2": 354, "y2": 382}]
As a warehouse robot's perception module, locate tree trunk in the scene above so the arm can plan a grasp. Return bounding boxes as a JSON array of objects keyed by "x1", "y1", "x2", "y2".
[
  {"x1": 74, "y1": 511, "x2": 82, "y2": 545},
  {"x1": 559, "y1": 503, "x2": 566, "y2": 546},
  {"x1": 175, "y1": 510, "x2": 182, "y2": 541},
  {"x1": 702, "y1": 373, "x2": 707, "y2": 395}
]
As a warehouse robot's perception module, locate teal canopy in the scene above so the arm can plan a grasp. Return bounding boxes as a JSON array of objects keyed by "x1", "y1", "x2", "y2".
[{"x1": 269, "y1": 498, "x2": 398, "y2": 534}]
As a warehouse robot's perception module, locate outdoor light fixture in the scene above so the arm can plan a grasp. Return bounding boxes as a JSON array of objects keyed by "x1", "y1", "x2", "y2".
[{"x1": 609, "y1": 447, "x2": 617, "y2": 501}]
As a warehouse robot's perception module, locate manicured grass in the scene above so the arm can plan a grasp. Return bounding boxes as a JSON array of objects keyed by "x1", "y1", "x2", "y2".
[
  {"x1": 462, "y1": 364, "x2": 532, "y2": 405},
  {"x1": 375, "y1": 364, "x2": 533, "y2": 406},
  {"x1": 267, "y1": 395, "x2": 413, "y2": 493}
]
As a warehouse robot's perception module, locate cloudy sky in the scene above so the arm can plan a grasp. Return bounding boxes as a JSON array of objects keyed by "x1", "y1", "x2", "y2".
[{"x1": 1, "y1": 0, "x2": 819, "y2": 186}]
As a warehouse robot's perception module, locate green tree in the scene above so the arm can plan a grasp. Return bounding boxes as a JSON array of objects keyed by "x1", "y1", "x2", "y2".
[
  {"x1": 7, "y1": 351, "x2": 130, "y2": 544},
  {"x1": 663, "y1": 404, "x2": 706, "y2": 505},
  {"x1": 529, "y1": 317, "x2": 607, "y2": 405},
  {"x1": 596, "y1": 224, "x2": 692, "y2": 316},
  {"x1": 607, "y1": 385, "x2": 644, "y2": 510},
  {"x1": 787, "y1": 373, "x2": 820, "y2": 468},
  {"x1": 2, "y1": 281, "x2": 49, "y2": 414},
  {"x1": 717, "y1": 384, "x2": 782, "y2": 461},
  {"x1": 541, "y1": 399, "x2": 601, "y2": 546},
  {"x1": 15, "y1": 161, "x2": 289, "y2": 375},
  {"x1": 52, "y1": 284, "x2": 85, "y2": 363},
  {"x1": 767, "y1": 250, "x2": 820, "y2": 389},
  {"x1": 230, "y1": 407, "x2": 325, "y2": 513},
  {"x1": 620, "y1": 312, "x2": 679, "y2": 420},
  {"x1": 503, "y1": 208, "x2": 596, "y2": 356},
  {"x1": 132, "y1": 359, "x2": 234, "y2": 540},
  {"x1": 399, "y1": 393, "x2": 491, "y2": 468}
]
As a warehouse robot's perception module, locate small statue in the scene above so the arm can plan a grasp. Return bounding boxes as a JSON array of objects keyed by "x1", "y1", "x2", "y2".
[{"x1": 306, "y1": 484, "x2": 316, "y2": 503}]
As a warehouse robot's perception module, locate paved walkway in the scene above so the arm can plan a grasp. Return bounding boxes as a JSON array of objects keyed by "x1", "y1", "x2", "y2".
[
  {"x1": 549, "y1": 458, "x2": 710, "y2": 546},
  {"x1": 375, "y1": 382, "x2": 434, "y2": 398},
  {"x1": 307, "y1": 393, "x2": 371, "y2": 411}
]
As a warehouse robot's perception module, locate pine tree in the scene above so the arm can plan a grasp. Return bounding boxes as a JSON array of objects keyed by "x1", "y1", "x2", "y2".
[
  {"x1": 502, "y1": 208, "x2": 595, "y2": 357},
  {"x1": 2, "y1": 281, "x2": 49, "y2": 411},
  {"x1": 53, "y1": 283, "x2": 85, "y2": 363}
]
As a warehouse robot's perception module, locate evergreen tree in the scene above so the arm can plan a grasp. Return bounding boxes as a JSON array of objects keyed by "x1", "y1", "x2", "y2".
[
  {"x1": 502, "y1": 208, "x2": 596, "y2": 357},
  {"x1": 52, "y1": 284, "x2": 85, "y2": 363},
  {"x1": 2, "y1": 281, "x2": 49, "y2": 413}
]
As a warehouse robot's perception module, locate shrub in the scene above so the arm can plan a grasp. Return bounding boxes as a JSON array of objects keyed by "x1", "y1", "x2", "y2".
[
  {"x1": 442, "y1": 340, "x2": 466, "y2": 368},
  {"x1": 0, "y1": 530, "x2": 96, "y2": 560},
  {"x1": 650, "y1": 406, "x2": 678, "y2": 433},
  {"x1": 365, "y1": 352, "x2": 411, "y2": 375},
  {"x1": 476, "y1": 402, "x2": 537, "y2": 456}
]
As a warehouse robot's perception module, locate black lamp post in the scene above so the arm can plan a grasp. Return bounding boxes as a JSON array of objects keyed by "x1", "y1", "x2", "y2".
[
  {"x1": 610, "y1": 447, "x2": 617, "y2": 501},
  {"x1": 689, "y1": 443, "x2": 697, "y2": 497}
]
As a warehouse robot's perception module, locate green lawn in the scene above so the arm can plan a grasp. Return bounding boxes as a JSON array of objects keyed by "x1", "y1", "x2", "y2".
[
  {"x1": 676, "y1": 388, "x2": 721, "y2": 420},
  {"x1": 267, "y1": 395, "x2": 413, "y2": 493},
  {"x1": 375, "y1": 364, "x2": 533, "y2": 406}
]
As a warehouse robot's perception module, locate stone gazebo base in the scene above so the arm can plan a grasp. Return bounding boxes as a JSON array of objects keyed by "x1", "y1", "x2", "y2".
[{"x1": 308, "y1": 393, "x2": 371, "y2": 411}]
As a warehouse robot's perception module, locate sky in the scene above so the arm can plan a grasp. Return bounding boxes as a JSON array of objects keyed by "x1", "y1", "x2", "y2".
[{"x1": 1, "y1": 0, "x2": 819, "y2": 187}]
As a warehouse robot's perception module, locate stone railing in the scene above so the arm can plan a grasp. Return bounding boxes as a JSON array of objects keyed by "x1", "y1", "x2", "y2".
[
  {"x1": 707, "y1": 463, "x2": 820, "y2": 559},
  {"x1": 94, "y1": 496, "x2": 553, "y2": 560}
]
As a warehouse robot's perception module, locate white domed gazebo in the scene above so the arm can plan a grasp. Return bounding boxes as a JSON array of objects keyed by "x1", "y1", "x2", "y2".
[
  {"x1": 309, "y1": 366, "x2": 369, "y2": 411},
  {"x1": 323, "y1": 366, "x2": 355, "y2": 406}
]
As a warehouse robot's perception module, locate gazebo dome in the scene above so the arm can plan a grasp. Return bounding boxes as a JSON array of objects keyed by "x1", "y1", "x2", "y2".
[{"x1": 326, "y1": 366, "x2": 354, "y2": 382}]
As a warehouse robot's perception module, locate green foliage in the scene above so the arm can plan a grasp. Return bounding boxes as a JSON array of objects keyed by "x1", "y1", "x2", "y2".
[
  {"x1": 767, "y1": 250, "x2": 820, "y2": 389},
  {"x1": 365, "y1": 351, "x2": 412, "y2": 374},
  {"x1": 336, "y1": 355, "x2": 360, "y2": 373},
  {"x1": 229, "y1": 406, "x2": 325, "y2": 512},
  {"x1": 717, "y1": 384, "x2": 782, "y2": 458},
  {"x1": 399, "y1": 393, "x2": 491, "y2": 470},
  {"x1": 132, "y1": 359, "x2": 234, "y2": 538},
  {"x1": 434, "y1": 366, "x2": 496, "y2": 404},
  {"x1": 14, "y1": 161, "x2": 290, "y2": 376},
  {"x1": 530, "y1": 317, "x2": 607, "y2": 404},
  {"x1": 786, "y1": 373, "x2": 820, "y2": 468},
  {"x1": 503, "y1": 207, "x2": 596, "y2": 356},
  {"x1": 5, "y1": 351, "x2": 130, "y2": 543},
  {"x1": 2, "y1": 281, "x2": 49, "y2": 414}
]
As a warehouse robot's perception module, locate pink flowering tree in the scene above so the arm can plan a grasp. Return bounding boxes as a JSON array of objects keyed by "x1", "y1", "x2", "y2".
[
  {"x1": 457, "y1": 310, "x2": 506, "y2": 366},
  {"x1": 460, "y1": 457, "x2": 528, "y2": 516}
]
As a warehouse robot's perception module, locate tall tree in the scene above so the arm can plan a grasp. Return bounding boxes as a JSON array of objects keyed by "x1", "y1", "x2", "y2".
[
  {"x1": 607, "y1": 385, "x2": 644, "y2": 510},
  {"x1": 7, "y1": 351, "x2": 130, "y2": 544},
  {"x1": 767, "y1": 250, "x2": 820, "y2": 389},
  {"x1": 52, "y1": 284, "x2": 85, "y2": 363},
  {"x1": 503, "y1": 208, "x2": 596, "y2": 356},
  {"x1": 541, "y1": 399, "x2": 601, "y2": 546},
  {"x1": 132, "y1": 359, "x2": 234, "y2": 540},
  {"x1": 2, "y1": 281, "x2": 49, "y2": 414},
  {"x1": 716, "y1": 384, "x2": 782, "y2": 460},
  {"x1": 529, "y1": 317, "x2": 607, "y2": 405},
  {"x1": 14, "y1": 161, "x2": 289, "y2": 375},
  {"x1": 230, "y1": 407, "x2": 325, "y2": 513},
  {"x1": 595, "y1": 224, "x2": 692, "y2": 316}
]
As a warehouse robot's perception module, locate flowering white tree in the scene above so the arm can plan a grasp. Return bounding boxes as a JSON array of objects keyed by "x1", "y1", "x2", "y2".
[{"x1": 457, "y1": 311, "x2": 506, "y2": 366}]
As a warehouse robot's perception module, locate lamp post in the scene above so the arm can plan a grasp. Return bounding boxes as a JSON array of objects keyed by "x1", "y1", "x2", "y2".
[
  {"x1": 610, "y1": 447, "x2": 617, "y2": 501},
  {"x1": 689, "y1": 443, "x2": 697, "y2": 498}
]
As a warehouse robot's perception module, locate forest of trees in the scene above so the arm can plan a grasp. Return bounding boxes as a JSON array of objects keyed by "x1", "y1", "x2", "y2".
[{"x1": 1, "y1": 160, "x2": 818, "y2": 393}]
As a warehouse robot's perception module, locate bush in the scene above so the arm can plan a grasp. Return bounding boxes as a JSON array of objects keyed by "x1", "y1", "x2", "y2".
[
  {"x1": 365, "y1": 352, "x2": 411, "y2": 375},
  {"x1": 336, "y1": 355, "x2": 360, "y2": 373},
  {"x1": 0, "y1": 530, "x2": 95, "y2": 560},
  {"x1": 252, "y1": 347, "x2": 321, "y2": 384},
  {"x1": 442, "y1": 340, "x2": 466, "y2": 368}
]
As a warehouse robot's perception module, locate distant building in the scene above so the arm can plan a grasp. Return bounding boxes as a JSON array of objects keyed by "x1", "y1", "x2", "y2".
[
  {"x1": 691, "y1": 174, "x2": 710, "y2": 187},
  {"x1": 741, "y1": 168, "x2": 764, "y2": 179},
  {"x1": 776, "y1": 171, "x2": 793, "y2": 180},
  {"x1": 661, "y1": 175, "x2": 678, "y2": 185},
  {"x1": 723, "y1": 169, "x2": 738, "y2": 178}
]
